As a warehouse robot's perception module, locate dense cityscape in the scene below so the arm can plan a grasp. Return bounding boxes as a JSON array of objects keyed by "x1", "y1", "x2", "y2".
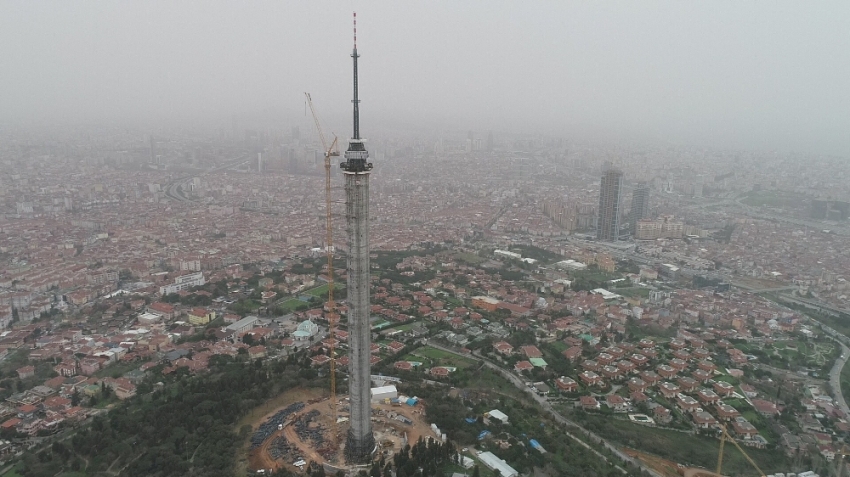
[
  {"x1": 2, "y1": 3, "x2": 849, "y2": 477},
  {"x1": 1, "y1": 119, "x2": 850, "y2": 477}
]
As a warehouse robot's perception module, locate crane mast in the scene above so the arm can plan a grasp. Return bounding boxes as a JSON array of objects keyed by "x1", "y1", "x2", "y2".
[{"x1": 304, "y1": 92, "x2": 340, "y2": 449}]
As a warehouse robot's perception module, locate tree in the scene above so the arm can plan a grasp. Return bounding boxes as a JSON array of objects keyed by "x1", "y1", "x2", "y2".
[{"x1": 472, "y1": 465, "x2": 480, "y2": 477}]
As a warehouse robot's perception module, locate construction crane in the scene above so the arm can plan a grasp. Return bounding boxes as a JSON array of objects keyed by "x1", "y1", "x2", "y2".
[
  {"x1": 304, "y1": 92, "x2": 340, "y2": 449},
  {"x1": 716, "y1": 424, "x2": 766, "y2": 477},
  {"x1": 833, "y1": 444, "x2": 850, "y2": 477}
]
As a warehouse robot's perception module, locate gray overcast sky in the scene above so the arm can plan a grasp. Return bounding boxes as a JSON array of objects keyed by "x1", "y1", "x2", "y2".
[{"x1": 1, "y1": 1, "x2": 848, "y2": 155}]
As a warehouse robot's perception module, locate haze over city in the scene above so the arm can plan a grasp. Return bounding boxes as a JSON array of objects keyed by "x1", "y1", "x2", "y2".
[
  {"x1": 1, "y1": 1, "x2": 849, "y2": 155},
  {"x1": 3, "y1": 3, "x2": 850, "y2": 477}
]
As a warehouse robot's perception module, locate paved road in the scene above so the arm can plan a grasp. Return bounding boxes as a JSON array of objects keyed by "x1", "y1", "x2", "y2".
[
  {"x1": 829, "y1": 343, "x2": 850, "y2": 417},
  {"x1": 425, "y1": 342, "x2": 662, "y2": 477}
]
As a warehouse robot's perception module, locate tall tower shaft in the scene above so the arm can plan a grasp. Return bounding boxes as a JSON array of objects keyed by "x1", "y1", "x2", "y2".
[
  {"x1": 341, "y1": 12, "x2": 375, "y2": 463},
  {"x1": 630, "y1": 182, "x2": 650, "y2": 236}
]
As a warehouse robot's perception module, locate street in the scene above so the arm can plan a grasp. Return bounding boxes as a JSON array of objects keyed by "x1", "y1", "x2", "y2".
[{"x1": 425, "y1": 342, "x2": 663, "y2": 477}]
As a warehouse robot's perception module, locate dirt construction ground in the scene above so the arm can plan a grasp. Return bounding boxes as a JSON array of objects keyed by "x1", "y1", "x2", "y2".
[
  {"x1": 623, "y1": 448, "x2": 723, "y2": 477},
  {"x1": 242, "y1": 389, "x2": 436, "y2": 474}
]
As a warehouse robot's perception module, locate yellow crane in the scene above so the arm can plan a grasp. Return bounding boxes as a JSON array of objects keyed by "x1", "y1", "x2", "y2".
[
  {"x1": 304, "y1": 92, "x2": 340, "y2": 448},
  {"x1": 833, "y1": 444, "x2": 850, "y2": 477},
  {"x1": 716, "y1": 424, "x2": 766, "y2": 477}
]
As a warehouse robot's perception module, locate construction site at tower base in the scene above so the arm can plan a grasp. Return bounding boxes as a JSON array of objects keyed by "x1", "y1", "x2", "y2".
[{"x1": 243, "y1": 388, "x2": 436, "y2": 475}]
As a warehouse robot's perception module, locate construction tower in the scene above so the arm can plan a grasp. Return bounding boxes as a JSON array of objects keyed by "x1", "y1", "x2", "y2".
[{"x1": 341, "y1": 12, "x2": 375, "y2": 463}]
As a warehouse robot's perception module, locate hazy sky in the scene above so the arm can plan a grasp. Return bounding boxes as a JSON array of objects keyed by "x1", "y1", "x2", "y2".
[{"x1": 1, "y1": 2, "x2": 848, "y2": 155}]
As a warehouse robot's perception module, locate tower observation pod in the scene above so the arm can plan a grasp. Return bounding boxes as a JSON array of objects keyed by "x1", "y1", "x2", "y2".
[{"x1": 341, "y1": 12, "x2": 375, "y2": 463}]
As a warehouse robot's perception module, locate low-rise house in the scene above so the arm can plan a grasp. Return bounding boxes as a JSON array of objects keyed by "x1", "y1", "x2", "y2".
[
  {"x1": 562, "y1": 346, "x2": 583, "y2": 362},
  {"x1": 693, "y1": 410, "x2": 718, "y2": 429},
  {"x1": 16, "y1": 366, "x2": 35, "y2": 379},
  {"x1": 521, "y1": 345, "x2": 543, "y2": 358},
  {"x1": 616, "y1": 360, "x2": 637, "y2": 374},
  {"x1": 659, "y1": 382, "x2": 680, "y2": 399},
  {"x1": 631, "y1": 391, "x2": 649, "y2": 403},
  {"x1": 657, "y1": 365, "x2": 677, "y2": 379},
  {"x1": 581, "y1": 359, "x2": 600, "y2": 372},
  {"x1": 386, "y1": 341, "x2": 406, "y2": 354},
  {"x1": 629, "y1": 353, "x2": 649, "y2": 367},
  {"x1": 740, "y1": 384, "x2": 758, "y2": 399},
  {"x1": 697, "y1": 360, "x2": 717, "y2": 373},
  {"x1": 579, "y1": 371, "x2": 603, "y2": 387},
  {"x1": 597, "y1": 353, "x2": 615, "y2": 366},
  {"x1": 713, "y1": 381, "x2": 735, "y2": 397},
  {"x1": 654, "y1": 406, "x2": 672, "y2": 424},
  {"x1": 751, "y1": 399, "x2": 779, "y2": 417},
  {"x1": 697, "y1": 388, "x2": 720, "y2": 405},
  {"x1": 601, "y1": 365, "x2": 621, "y2": 380},
  {"x1": 606, "y1": 394, "x2": 628, "y2": 412},
  {"x1": 669, "y1": 358, "x2": 688, "y2": 371},
  {"x1": 555, "y1": 376, "x2": 578, "y2": 393},
  {"x1": 533, "y1": 382, "x2": 550, "y2": 396},
  {"x1": 676, "y1": 393, "x2": 700, "y2": 412},
  {"x1": 627, "y1": 377, "x2": 648, "y2": 393},
  {"x1": 514, "y1": 361, "x2": 534, "y2": 373},
  {"x1": 677, "y1": 376, "x2": 699, "y2": 393},
  {"x1": 716, "y1": 403, "x2": 740, "y2": 421},
  {"x1": 730, "y1": 418, "x2": 759, "y2": 440},
  {"x1": 640, "y1": 370, "x2": 660, "y2": 385},
  {"x1": 692, "y1": 368, "x2": 712, "y2": 383},
  {"x1": 580, "y1": 396, "x2": 600, "y2": 410}
]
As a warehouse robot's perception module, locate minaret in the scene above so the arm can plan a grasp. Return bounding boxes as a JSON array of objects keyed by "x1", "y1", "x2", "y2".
[{"x1": 341, "y1": 12, "x2": 375, "y2": 463}]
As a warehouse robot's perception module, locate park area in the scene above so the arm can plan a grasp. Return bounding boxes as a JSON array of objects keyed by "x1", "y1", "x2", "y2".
[{"x1": 402, "y1": 346, "x2": 478, "y2": 369}]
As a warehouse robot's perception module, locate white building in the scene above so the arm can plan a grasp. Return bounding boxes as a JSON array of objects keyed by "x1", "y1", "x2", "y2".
[
  {"x1": 226, "y1": 315, "x2": 259, "y2": 334},
  {"x1": 137, "y1": 312, "x2": 162, "y2": 325},
  {"x1": 487, "y1": 409, "x2": 509, "y2": 424},
  {"x1": 371, "y1": 385, "x2": 398, "y2": 402},
  {"x1": 477, "y1": 451, "x2": 518, "y2": 477},
  {"x1": 494, "y1": 249, "x2": 522, "y2": 260},
  {"x1": 555, "y1": 259, "x2": 587, "y2": 271},
  {"x1": 159, "y1": 272, "x2": 205, "y2": 295}
]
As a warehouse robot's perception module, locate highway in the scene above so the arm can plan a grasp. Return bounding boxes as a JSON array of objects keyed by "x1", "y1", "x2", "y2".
[
  {"x1": 829, "y1": 343, "x2": 850, "y2": 417},
  {"x1": 767, "y1": 295, "x2": 850, "y2": 416},
  {"x1": 425, "y1": 342, "x2": 663, "y2": 477},
  {"x1": 163, "y1": 157, "x2": 251, "y2": 202}
]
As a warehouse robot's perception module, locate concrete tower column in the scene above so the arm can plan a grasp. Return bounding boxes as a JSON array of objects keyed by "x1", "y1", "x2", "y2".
[{"x1": 343, "y1": 170, "x2": 374, "y2": 461}]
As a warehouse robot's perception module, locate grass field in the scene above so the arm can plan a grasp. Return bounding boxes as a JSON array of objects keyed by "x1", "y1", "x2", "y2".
[
  {"x1": 617, "y1": 287, "x2": 651, "y2": 298},
  {"x1": 404, "y1": 346, "x2": 478, "y2": 369},
  {"x1": 275, "y1": 297, "x2": 307, "y2": 312},
  {"x1": 547, "y1": 341, "x2": 569, "y2": 353},
  {"x1": 391, "y1": 321, "x2": 424, "y2": 333},
  {"x1": 574, "y1": 413, "x2": 789, "y2": 475},
  {"x1": 304, "y1": 283, "x2": 344, "y2": 297},
  {"x1": 454, "y1": 252, "x2": 486, "y2": 265}
]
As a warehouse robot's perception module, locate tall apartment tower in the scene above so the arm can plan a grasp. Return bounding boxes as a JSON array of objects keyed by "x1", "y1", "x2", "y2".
[
  {"x1": 341, "y1": 12, "x2": 375, "y2": 463},
  {"x1": 596, "y1": 164, "x2": 623, "y2": 241},
  {"x1": 630, "y1": 182, "x2": 650, "y2": 235}
]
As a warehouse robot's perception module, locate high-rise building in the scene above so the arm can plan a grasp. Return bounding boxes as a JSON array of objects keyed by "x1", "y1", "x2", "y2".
[
  {"x1": 341, "y1": 12, "x2": 375, "y2": 463},
  {"x1": 596, "y1": 164, "x2": 623, "y2": 241},
  {"x1": 149, "y1": 135, "x2": 156, "y2": 163},
  {"x1": 630, "y1": 182, "x2": 650, "y2": 236}
]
